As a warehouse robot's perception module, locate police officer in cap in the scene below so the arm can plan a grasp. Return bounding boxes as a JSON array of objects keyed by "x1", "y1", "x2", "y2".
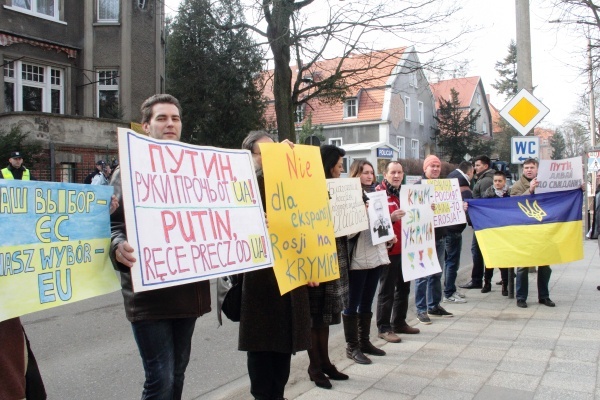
[{"x1": 0, "y1": 151, "x2": 34, "y2": 180}]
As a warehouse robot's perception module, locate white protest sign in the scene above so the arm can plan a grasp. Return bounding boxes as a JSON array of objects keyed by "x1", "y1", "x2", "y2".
[
  {"x1": 422, "y1": 178, "x2": 467, "y2": 227},
  {"x1": 327, "y1": 178, "x2": 369, "y2": 237},
  {"x1": 536, "y1": 156, "x2": 583, "y2": 194},
  {"x1": 365, "y1": 191, "x2": 395, "y2": 245},
  {"x1": 117, "y1": 128, "x2": 273, "y2": 292},
  {"x1": 399, "y1": 184, "x2": 441, "y2": 281}
]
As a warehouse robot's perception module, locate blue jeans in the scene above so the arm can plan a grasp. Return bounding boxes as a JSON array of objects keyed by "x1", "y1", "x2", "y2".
[
  {"x1": 344, "y1": 266, "x2": 382, "y2": 315},
  {"x1": 516, "y1": 266, "x2": 552, "y2": 301},
  {"x1": 131, "y1": 317, "x2": 197, "y2": 400},
  {"x1": 415, "y1": 237, "x2": 445, "y2": 313},
  {"x1": 444, "y1": 232, "x2": 462, "y2": 298}
]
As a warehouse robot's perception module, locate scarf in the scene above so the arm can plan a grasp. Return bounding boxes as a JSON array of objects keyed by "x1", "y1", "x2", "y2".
[{"x1": 383, "y1": 179, "x2": 400, "y2": 198}]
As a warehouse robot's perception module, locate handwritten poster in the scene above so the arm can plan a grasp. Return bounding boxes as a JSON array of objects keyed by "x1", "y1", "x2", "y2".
[
  {"x1": 327, "y1": 178, "x2": 368, "y2": 237},
  {"x1": 365, "y1": 191, "x2": 394, "y2": 245},
  {"x1": 399, "y1": 184, "x2": 441, "y2": 281},
  {"x1": 536, "y1": 157, "x2": 583, "y2": 194},
  {"x1": 262, "y1": 143, "x2": 339, "y2": 294},
  {"x1": 422, "y1": 178, "x2": 467, "y2": 227},
  {"x1": 0, "y1": 180, "x2": 120, "y2": 322},
  {"x1": 118, "y1": 128, "x2": 272, "y2": 292}
]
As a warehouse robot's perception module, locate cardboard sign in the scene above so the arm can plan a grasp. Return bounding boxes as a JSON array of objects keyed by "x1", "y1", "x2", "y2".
[
  {"x1": 327, "y1": 178, "x2": 368, "y2": 237},
  {"x1": 422, "y1": 178, "x2": 467, "y2": 227},
  {"x1": 0, "y1": 180, "x2": 120, "y2": 322},
  {"x1": 262, "y1": 143, "x2": 339, "y2": 295},
  {"x1": 536, "y1": 157, "x2": 583, "y2": 194},
  {"x1": 399, "y1": 184, "x2": 441, "y2": 281},
  {"x1": 117, "y1": 128, "x2": 272, "y2": 292},
  {"x1": 365, "y1": 191, "x2": 395, "y2": 245}
]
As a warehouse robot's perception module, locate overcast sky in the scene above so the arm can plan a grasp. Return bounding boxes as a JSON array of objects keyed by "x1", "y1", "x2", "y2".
[{"x1": 164, "y1": 0, "x2": 588, "y2": 128}]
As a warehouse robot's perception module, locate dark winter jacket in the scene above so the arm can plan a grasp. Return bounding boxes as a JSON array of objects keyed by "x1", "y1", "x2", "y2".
[
  {"x1": 109, "y1": 167, "x2": 211, "y2": 322},
  {"x1": 238, "y1": 174, "x2": 311, "y2": 353},
  {"x1": 472, "y1": 168, "x2": 495, "y2": 199}
]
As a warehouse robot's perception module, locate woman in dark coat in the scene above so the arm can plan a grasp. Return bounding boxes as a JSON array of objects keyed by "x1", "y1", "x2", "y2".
[
  {"x1": 305, "y1": 145, "x2": 350, "y2": 389},
  {"x1": 238, "y1": 131, "x2": 312, "y2": 400}
]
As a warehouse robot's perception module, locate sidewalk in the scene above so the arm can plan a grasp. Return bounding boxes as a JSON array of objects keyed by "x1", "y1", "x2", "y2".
[{"x1": 204, "y1": 238, "x2": 600, "y2": 400}]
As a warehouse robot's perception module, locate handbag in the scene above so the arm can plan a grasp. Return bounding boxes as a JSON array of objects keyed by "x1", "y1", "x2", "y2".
[{"x1": 216, "y1": 274, "x2": 243, "y2": 325}]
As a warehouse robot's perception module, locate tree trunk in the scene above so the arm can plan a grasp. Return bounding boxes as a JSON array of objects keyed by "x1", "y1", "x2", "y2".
[{"x1": 267, "y1": 1, "x2": 295, "y2": 141}]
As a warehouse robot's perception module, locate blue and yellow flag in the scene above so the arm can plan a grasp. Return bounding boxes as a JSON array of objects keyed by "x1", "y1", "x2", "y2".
[{"x1": 466, "y1": 189, "x2": 583, "y2": 268}]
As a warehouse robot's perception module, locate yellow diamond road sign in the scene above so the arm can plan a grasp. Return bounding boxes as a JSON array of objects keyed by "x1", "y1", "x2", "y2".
[{"x1": 500, "y1": 88, "x2": 550, "y2": 136}]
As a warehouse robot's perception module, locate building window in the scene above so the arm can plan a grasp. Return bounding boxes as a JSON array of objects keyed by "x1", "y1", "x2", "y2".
[
  {"x1": 411, "y1": 139, "x2": 419, "y2": 159},
  {"x1": 12, "y1": 0, "x2": 60, "y2": 20},
  {"x1": 3, "y1": 60, "x2": 63, "y2": 114},
  {"x1": 344, "y1": 98, "x2": 357, "y2": 118},
  {"x1": 97, "y1": 69, "x2": 120, "y2": 118},
  {"x1": 98, "y1": 0, "x2": 119, "y2": 22},
  {"x1": 418, "y1": 101, "x2": 424, "y2": 125},
  {"x1": 476, "y1": 92, "x2": 481, "y2": 105},
  {"x1": 482, "y1": 121, "x2": 487, "y2": 134},
  {"x1": 60, "y1": 163, "x2": 75, "y2": 183},
  {"x1": 329, "y1": 138, "x2": 342, "y2": 147},
  {"x1": 409, "y1": 72, "x2": 418, "y2": 88},
  {"x1": 404, "y1": 96, "x2": 411, "y2": 121},
  {"x1": 295, "y1": 104, "x2": 305, "y2": 123},
  {"x1": 397, "y1": 136, "x2": 405, "y2": 159}
]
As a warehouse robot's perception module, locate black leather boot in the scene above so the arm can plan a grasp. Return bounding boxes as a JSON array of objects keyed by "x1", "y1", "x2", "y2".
[
  {"x1": 342, "y1": 314, "x2": 372, "y2": 364},
  {"x1": 358, "y1": 312, "x2": 386, "y2": 356}
]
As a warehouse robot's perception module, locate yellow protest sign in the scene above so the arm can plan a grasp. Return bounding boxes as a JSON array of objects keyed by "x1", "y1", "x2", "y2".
[
  {"x1": 261, "y1": 143, "x2": 339, "y2": 294},
  {"x1": 0, "y1": 181, "x2": 121, "y2": 322}
]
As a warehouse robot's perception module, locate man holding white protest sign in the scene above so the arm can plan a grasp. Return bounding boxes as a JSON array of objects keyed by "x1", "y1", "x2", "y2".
[{"x1": 110, "y1": 94, "x2": 211, "y2": 400}]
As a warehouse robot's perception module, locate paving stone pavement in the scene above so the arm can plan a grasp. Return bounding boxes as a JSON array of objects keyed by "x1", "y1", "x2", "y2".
[{"x1": 202, "y1": 238, "x2": 600, "y2": 400}]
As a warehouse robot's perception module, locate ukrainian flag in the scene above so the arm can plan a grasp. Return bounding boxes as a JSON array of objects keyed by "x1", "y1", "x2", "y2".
[{"x1": 466, "y1": 189, "x2": 583, "y2": 268}]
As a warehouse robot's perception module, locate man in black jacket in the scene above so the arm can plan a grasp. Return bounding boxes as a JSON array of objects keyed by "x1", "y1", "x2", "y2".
[
  {"x1": 460, "y1": 155, "x2": 495, "y2": 292},
  {"x1": 110, "y1": 94, "x2": 211, "y2": 400},
  {"x1": 442, "y1": 161, "x2": 473, "y2": 304}
]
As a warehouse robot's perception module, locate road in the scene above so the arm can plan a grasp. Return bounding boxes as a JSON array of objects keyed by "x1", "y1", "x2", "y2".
[{"x1": 21, "y1": 229, "x2": 474, "y2": 399}]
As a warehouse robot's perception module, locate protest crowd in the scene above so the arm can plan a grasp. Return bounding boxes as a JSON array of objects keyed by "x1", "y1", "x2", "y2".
[{"x1": 0, "y1": 94, "x2": 588, "y2": 400}]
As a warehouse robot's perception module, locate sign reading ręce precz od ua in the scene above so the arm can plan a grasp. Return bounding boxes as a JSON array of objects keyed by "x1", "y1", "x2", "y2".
[{"x1": 118, "y1": 128, "x2": 272, "y2": 292}]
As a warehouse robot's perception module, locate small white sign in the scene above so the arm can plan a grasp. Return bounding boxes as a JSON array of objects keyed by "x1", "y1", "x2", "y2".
[
  {"x1": 500, "y1": 88, "x2": 550, "y2": 136},
  {"x1": 365, "y1": 191, "x2": 395, "y2": 245},
  {"x1": 536, "y1": 157, "x2": 583, "y2": 194},
  {"x1": 588, "y1": 151, "x2": 600, "y2": 172},
  {"x1": 511, "y1": 136, "x2": 540, "y2": 164}
]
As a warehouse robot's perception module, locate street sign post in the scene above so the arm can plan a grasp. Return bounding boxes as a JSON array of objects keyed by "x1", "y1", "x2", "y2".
[
  {"x1": 500, "y1": 88, "x2": 550, "y2": 136},
  {"x1": 588, "y1": 151, "x2": 600, "y2": 173},
  {"x1": 511, "y1": 136, "x2": 540, "y2": 164}
]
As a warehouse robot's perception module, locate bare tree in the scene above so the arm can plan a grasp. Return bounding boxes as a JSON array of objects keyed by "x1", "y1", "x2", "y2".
[{"x1": 206, "y1": 0, "x2": 469, "y2": 140}]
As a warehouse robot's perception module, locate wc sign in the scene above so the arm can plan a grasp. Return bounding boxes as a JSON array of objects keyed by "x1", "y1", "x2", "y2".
[{"x1": 511, "y1": 136, "x2": 540, "y2": 164}]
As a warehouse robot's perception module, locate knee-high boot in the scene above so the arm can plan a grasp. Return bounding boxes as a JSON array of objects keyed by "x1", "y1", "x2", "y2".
[
  {"x1": 342, "y1": 314, "x2": 371, "y2": 364},
  {"x1": 358, "y1": 312, "x2": 386, "y2": 356}
]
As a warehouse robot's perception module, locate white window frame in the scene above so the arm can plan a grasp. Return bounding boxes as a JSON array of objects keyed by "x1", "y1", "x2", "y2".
[
  {"x1": 411, "y1": 139, "x2": 419, "y2": 159},
  {"x1": 97, "y1": 69, "x2": 119, "y2": 118},
  {"x1": 476, "y1": 92, "x2": 481, "y2": 105},
  {"x1": 482, "y1": 121, "x2": 487, "y2": 134},
  {"x1": 3, "y1": 59, "x2": 64, "y2": 114},
  {"x1": 396, "y1": 136, "x2": 405, "y2": 159},
  {"x1": 418, "y1": 101, "x2": 424, "y2": 125},
  {"x1": 344, "y1": 98, "x2": 357, "y2": 118},
  {"x1": 98, "y1": 0, "x2": 119, "y2": 22},
  {"x1": 329, "y1": 138, "x2": 342, "y2": 147},
  {"x1": 8, "y1": 0, "x2": 61, "y2": 22},
  {"x1": 404, "y1": 96, "x2": 411, "y2": 121}
]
